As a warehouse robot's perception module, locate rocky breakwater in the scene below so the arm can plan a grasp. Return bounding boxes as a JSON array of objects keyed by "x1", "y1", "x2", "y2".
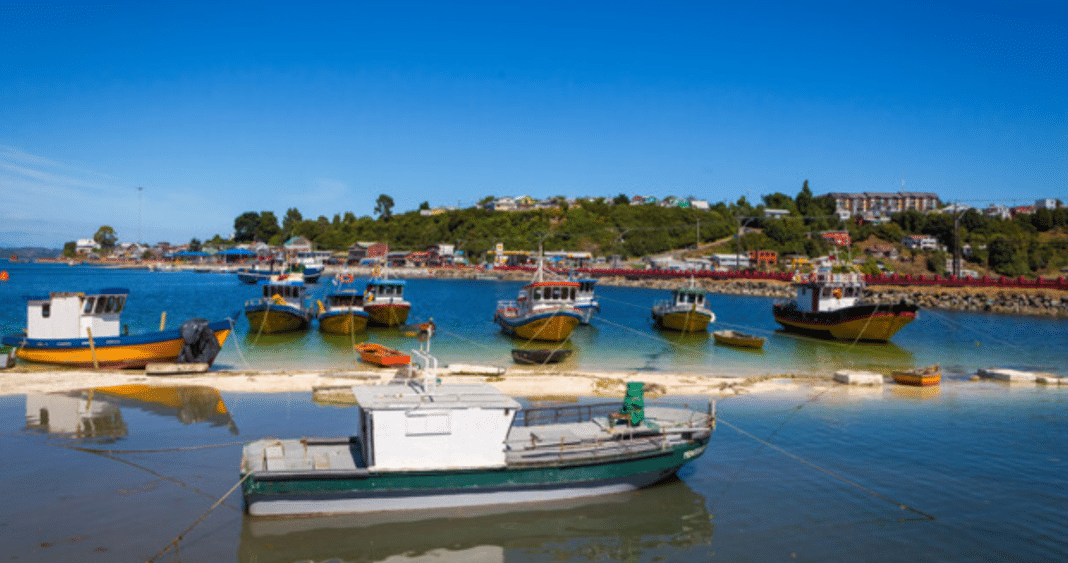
[
  {"x1": 597, "y1": 276, "x2": 794, "y2": 299},
  {"x1": 866, "y1": 286, "x2": 1068, "y2": 318}
]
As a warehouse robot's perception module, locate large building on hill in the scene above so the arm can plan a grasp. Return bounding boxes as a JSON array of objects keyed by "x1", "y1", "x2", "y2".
[{"x1": 825, "y1": 191, "x2": 939, "y2": 219}]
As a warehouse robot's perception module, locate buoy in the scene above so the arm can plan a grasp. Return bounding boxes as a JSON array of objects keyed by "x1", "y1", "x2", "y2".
[{"x1": 0, "y1": 270, "x2": 8, "y2": 281}]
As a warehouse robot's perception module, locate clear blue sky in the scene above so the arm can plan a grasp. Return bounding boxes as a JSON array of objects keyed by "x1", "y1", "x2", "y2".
[{"x1": 1, "y1": 1, "x2": 1065, "y2": 248}]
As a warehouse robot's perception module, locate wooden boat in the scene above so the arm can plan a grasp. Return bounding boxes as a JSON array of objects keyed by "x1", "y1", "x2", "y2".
[
  {"x1": 511, "y1": 348, "x2": 573, "y2": 365},
  {"x1": 244, "y1": 277, "x2": 313, "y2": 334},
  {"x1": 712, "y1": 329, "x2": 765, "y2": 349},
  {"x1": 891, "y1": 364, "x2": 941, "y2": 386},
  {"x1": 364, "y1": 271, "x2": 411, "y2": 327},
  {"x1": 571, "y1": 275, "x2": 600, "y2": 324},
  {"x1": 494, "y1": 262, "x2": 582, "y2": 342},
  {"x1": 651, "y1": 280, "x2": 715, "y2": 333},
  {"x1": 772, "y1": 271, "x2": 917, "y2": 342},
  {"x1": 316, "y1": 277, "x2": 370, "y2": 335},
  {"x1": 240, "y1": 348, "x2": 714, "y2": 516},
  {"x1": 1, "y1": 288, "x2": 234, "y2": 368},
  {"x1": 355, "y1": 342, "x2": 410, "y2": 367}
]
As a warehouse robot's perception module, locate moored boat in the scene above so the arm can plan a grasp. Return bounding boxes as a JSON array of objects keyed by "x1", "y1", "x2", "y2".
[
  {"x1": 772, "y1": 271, "x2": 917, "y2": 342},
  {"x1": 355, "y1": 342, "x2": 411, "y2": 367},
  {"x1": 571, "y1": 276, "x2": 600, "y2": 324},
  {"x1": 1, "y1": 288, "x2": 234, "y2": 368},
  {"x1": 891, "y1": 364, "x2": 941, "y2": 386},
  {"x1": 511, "y1": 347, "x2": 573, "y2": 365},
  {"x1": 364, "y1": 273, "x2": 411, "y2": 327},
  {"x1": 239, "y1": 349, "x2": 714, "y2": 517},
  {"x1": 494, "y1": 262, "x2": 583, "y2": 342},
  {"x1": 316, "y1": 276, "x2": 369, "y2": 335},
  {"x1": 244, "y1": 277, "x2": 313, "y2": 334},
  {"x1": 651, "y1": 281, "x2": 715, "y2": 333},
  {"x1": 712, "y1": 329, "x2": 765, "y2": 349}
]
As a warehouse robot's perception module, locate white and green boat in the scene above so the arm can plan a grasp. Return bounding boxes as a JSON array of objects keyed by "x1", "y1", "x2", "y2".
[{"x1": 240, "y1": 350, "x2": 714, "y2": 517}]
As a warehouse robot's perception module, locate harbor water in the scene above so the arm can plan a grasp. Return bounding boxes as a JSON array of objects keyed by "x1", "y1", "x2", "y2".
[{"x1": 1, "y1": 262, "x2": 1067, "y2": 561}]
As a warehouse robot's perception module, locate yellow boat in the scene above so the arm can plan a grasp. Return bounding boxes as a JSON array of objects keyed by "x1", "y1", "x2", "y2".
[
  {"x1": 2, "y1": 288, "x2": 234, "y2": 368},
  {"x1": 652, "y1": 282, "x2": 715, "y2": 333},
  {"x1": 891, "y1": 364, "x2": 941, "y2": 386},
  {"x1": 245, "y1": 277, "x2": 313, "y2": 334},
  {"x1": 712, "y1": 330, "x2": 765, "y2": 349},
  {"x1": 364, "y1": 277, "x2": 411, "y2": 327},
  {"x1": 772, "y1": 272, "x2": 917, "y2": 342}
]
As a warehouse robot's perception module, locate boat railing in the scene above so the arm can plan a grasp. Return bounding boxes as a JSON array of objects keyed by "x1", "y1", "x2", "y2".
[{"x1": 515, "y1": 402, "x2": 620, "y2": 427}]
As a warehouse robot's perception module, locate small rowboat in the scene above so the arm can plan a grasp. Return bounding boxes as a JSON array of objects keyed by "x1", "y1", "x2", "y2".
[
  {"x1": 892, "y1": 364, "x2": 941, "y2": 386},
  {"x1": 712, "y1": 330, "x2": 766, "y2": 349},
  {"x1": 511, "y1": 348, "x2": 573, "y2": 365},
  {"x1": 355, "y1": 342, "x2": 410, "y2": 367}
]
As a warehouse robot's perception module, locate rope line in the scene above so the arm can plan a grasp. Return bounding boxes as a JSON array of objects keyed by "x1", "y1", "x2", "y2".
[
  {"x1": 717, "y1": 416, "x2": 936, "y2": 522},
  {"x1": 145, "y1": 472, "x2": 251, "y2": 563}
]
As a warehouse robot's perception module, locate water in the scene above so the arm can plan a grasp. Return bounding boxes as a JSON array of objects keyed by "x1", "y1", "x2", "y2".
[
  {"x1": 2, "y1": 261, "x2": 1067, "y2": 561},
  {"x1": 1, "y1": 384, "x2": 1066, "y2": 561},
  {"x1": 1, "y1": 261, "x2": 1066, "y2": 377}
]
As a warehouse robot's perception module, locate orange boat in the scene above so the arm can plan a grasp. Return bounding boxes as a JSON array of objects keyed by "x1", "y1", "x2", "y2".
[
  {"x1": 891, "y1": 364, "x2": 941, "y2": 386},
  {"x1": 355, "y1": 342, "x2": 410, "y2": 367}
]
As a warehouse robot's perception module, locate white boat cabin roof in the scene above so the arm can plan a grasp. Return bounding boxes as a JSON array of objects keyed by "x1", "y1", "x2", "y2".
[
  {"x1": 23, "y1": 288, "x2": 129, "y2": 339},
  {"x1": 351, "y1": 383, "x2": 521, "y2": 411}
]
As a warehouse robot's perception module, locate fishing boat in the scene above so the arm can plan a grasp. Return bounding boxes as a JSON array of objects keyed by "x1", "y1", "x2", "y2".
[
  {"x1": 511, "y1": 347, "x2": 573, "y2": 365},
  {"x1": 239, "y1": 349, "x2": 714, "y2": 516},
  {"x1": 316, "y1": 276, "x2": 369, "y2": 335},
  {"x1": 244, "y1": 276, "x2": 313, "y2": 334},
  {"x1": 354, "y1": 342, "x2": 411, "y2": 367},
  {"x1": 891, "y1": 364, "x2": 941, "y2": 386},
  {"x1": 494, "y1": 263, "x2": 583, "y2": 342},
  {"x1": 0, "y1": 288, "x2": 234, "y2": 368},
  {"x1": 236, "y1": 267, "x2": 277, "y2": 284},
  {"x1": 772, "y1": 271, "x2": 918, "y2": 342},
  {"x1": 364, "y1": 271, "x2": 412, "y2": 327},
  {"x1": 651, "y1": 281, "x2": 715, "y2": 333},
  {"x1": 712, "y1": 329, "x2": 765, "y2": 349},
  {"x1": 571, "y1": 275, "x2": 600, "y2": 324}
]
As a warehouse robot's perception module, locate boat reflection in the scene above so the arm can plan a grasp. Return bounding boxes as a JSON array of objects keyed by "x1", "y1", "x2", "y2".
[
  {"x1": 776, "y1": 330, "x2": 914, "y2": 373},
  {"x1": 25, "y1": 385, "x2": 237, "y2": 439},
  {"x1": 238, "y1": 477, "x2": 714, "y2": 563}
]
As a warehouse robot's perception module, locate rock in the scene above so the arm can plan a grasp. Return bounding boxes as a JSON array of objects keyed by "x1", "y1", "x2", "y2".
[{"x1": 833, "y1": 370, "x2": 884, "y2": 386}]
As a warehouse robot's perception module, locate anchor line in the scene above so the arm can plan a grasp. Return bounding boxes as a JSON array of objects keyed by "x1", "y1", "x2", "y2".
[{"x1": 145, "y1": 472, "x2": 252, "y2": 563}]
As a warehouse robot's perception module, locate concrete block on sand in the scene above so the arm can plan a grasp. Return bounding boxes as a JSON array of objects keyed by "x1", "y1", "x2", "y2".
[
  {"x1": 1035, "y1": 374, "x2": 1065, "y2": 385},
  {"x1": 977, "y1": 368, "x2": 1037, "y2": 383},
  {"x1": 833, "y1": 370, "x2": 884, "y2": 386},
  {"x1": 445, "y1": 363, "x2": 505, "y2": 376}
]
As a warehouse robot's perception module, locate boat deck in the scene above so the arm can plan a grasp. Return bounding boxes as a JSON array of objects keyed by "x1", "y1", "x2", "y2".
[{"x1": 242, "y1": 406, "x2": 710, "y2": 475}]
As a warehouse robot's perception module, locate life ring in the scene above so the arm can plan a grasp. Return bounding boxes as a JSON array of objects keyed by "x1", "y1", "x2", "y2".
[
  {"x1": 808, "y1": 272, "x2": 816, "y2": 283},
  {"x1": 278, "y1": 274, "x2": 288, "y2": 280},
  {"x1": 833, "y1": 288, "x2": 842, "y2": 299},
  {"x1": 339, "y1": 274, "x2": 354, "y2": 283}
]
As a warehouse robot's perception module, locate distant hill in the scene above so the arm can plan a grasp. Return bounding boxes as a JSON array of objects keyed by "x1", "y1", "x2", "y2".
[{"x1": 1, "y1": 247, "x2": 61, "y2": 260}]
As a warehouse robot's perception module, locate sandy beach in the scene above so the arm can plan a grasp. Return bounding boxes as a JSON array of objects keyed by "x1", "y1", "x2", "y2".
[{"x1": 0, "y1": 364, "x2": 823, "y2": 399}]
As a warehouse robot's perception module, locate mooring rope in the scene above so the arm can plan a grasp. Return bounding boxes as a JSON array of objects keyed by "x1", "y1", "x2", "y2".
[
  {"x1": 144, "y1": 472, "x2": 251, "y2": 563},
  {"x1": 717, "y1": 416, "x2": 936, "y2": 522}
]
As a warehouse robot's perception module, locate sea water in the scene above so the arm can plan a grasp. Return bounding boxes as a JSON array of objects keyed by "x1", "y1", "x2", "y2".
[{"x1": 1, "y1": 261, "x2": 1065, "y2": 378}]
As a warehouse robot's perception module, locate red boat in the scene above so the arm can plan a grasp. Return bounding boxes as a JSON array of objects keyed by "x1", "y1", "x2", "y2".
[{"x1": 355, "y1": 342, "x2": 410, "y2": 367}]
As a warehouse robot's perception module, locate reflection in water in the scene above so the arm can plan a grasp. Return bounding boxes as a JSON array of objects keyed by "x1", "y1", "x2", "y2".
[
  {"x1": 25, "y1": 385, "x2": 237, "y2": 438},
  {"x1": 778, "y1": 331, "x2": 915, "y2": 373},
  {"x1": 238, "y1": 478, "x2": 713, "y2": 563}
]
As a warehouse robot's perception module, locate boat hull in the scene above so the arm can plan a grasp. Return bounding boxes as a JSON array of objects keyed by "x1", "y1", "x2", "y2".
[
  {"x1": 245, "y1": 304, "x2": 312, "y2": 334},
  {"x1": 242, "y1": 438, "x2": 708, "y2": 517},
  {"x1": 891, "y1": 370, "x2": 941, "y2": 386},
  {"x1": 772, "y1": 302, "x2": 917, "y2": 342},
  {"x1": 495, "y1": 310, "x2": 582, "y2": 342},
  {"x1": 712, "y1": 330, "x2": 765, "y2": 349},
  {"x1": 355, "y1": 343, "x2": 410, "y2": 367},
  {"x1": 652, "y1": 308, "x2": 713, "y2": 333},
  {"x1": 365, "y1": 304, "x2": 411, "y2": 327},
  {"x1": 511, "y1": 348, "x2": 573, "y2": 365},
  {"x1": 1, "y1": 321, "x2": 232, "y2": 369},
  {"x1": 318, "y1": 311, "x2": 369, "y2": 334}
]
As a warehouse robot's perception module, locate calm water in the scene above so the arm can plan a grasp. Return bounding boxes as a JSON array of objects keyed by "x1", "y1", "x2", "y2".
[
  {"x1": 1, "y1": 384, "x2": 1066, "y2": 562},
  {"x1": 2, "y1": 262, "x2": 1068, "y2": 562},
  {"x1": 1, "y1": 261, "x2": 1066, "y2": 377}
]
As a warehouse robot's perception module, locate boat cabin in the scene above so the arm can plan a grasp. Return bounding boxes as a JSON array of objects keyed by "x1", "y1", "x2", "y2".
[
  {"x1": 326, "y1": 290, "x2": 365, "y2": 309},
  {"x1": 366, "y1": 279, "x2": 406, "y2": 303},
  {"x1": 259, "y1": 279, "x2": 307, "y2": 309},
  {"x1": 574, "y1": 278, "x2": 597, "y2": 298},
  {"x1": 793, "y1": 272, "x2": 864, "y2": 312},
  {"x1": 516, "y1": 281, "x2": 579, "y2": 310},
  {"x1": 23, "y1": 288, "x2": 129, "y2": 339},
  {"x1": 352, "y1": 382, "x2": 521, "y2": 471},
  {"x1": 670, "y1": 287, "x2": 707, "y2": 309}
]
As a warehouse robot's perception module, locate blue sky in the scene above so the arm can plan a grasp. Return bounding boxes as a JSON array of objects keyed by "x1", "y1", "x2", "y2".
[{"x1": 1, "y1": 1, "x2": 1065, "y2": 248}]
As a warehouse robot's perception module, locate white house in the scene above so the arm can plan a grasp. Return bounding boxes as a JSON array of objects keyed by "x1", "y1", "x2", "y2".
[
  {"x1": 1036, "y1": 198, "x2": 1059, "y2": 210},
  {"x1": 902, "y1": 235, "x2": 939, "y2": 251},
  {"x1": 75, "y1": 238, "x2": 100, "y2": 255},
  {"x1": 764, "y1": 208, "x2": 790, "y2": 219}
]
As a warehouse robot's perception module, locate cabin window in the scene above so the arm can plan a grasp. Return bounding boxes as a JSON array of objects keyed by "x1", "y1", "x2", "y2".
[
  {"x1": 115, "y1": 296, "x2": 125, "y2": 313},
  {"x1": 84, "y1": 298, "x2": 95, "y2": 314},
  {"x1": 105, "y1": 296, "x2": 116, "y2": 312},
  {"x1": 532, "y1": 287, "x2": 542, "y2": 300},
  {"x1": 95, "y1": 298, "x2": 107, "y2": 314},
  {"x1": 405, "y1": 411, "x2": 451, "y2": 436},
  {"x1": 551, "y1": 287, "x2": 560, "y2": 300},
  {"x1": 41, "y1": 303, "x2": 50, "y2": 318}
]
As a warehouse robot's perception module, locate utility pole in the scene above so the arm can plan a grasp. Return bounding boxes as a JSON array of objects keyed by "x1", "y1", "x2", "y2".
[
  {"x1": 953, "y1": 200, "x2": 961, "y2": 277},
  {"x1": 137, "y1": 186, "x2": 144, "y2": 244}
]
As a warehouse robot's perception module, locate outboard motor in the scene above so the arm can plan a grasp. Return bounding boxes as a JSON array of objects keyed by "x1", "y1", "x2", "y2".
[{"x1": 176, "y1": 318, "x2": 222, "y2": 365}]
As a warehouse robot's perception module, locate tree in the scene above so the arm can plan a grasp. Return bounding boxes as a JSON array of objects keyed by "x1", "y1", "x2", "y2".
[
  {"x1": 257, "y1": 211, "x2": 280, "y2": 242},
  {"x1": 418, "y1": 201, "x2": 430, "y2": 210},
  {"x1": 93, "y1": 225, "x2": 117, "y2": 251},
  {"x1": 988, "y1": 236, "x2": 1028, "y2": 276},
  {"x1": 375, "y1": 194, "x2": 395, "y2": 221},
  {"x1": 613, "y1": 193, "x2": 630, "y2": 205},
  {"x1": 282, "y1": 208, "x2": 303, "y2": 239},
  {"x1": 795, "y1": 180, "x2": 814, "y2": 216},
  {"x1": 234, "y1": 212, "x2": 260, "y2": 242},
  {"x1": 188, "y1": 237, "x2": 202, "y2": 252},
  {"x1": 1032, "y1": 208, "x2": 1053, "y2": 232},
  {"x1": 62, "y1": 241, "x2": 76, "y2": 258},
  {"x1": 761, "y1": 192, "x2": 797, "y2": 214}
]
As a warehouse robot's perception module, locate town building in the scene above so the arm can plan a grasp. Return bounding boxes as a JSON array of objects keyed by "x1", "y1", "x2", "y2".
[
  {"x1": 902, "y1": 235, "x2": 939, "y2": 251},
  {"x1": 820, "y1": 231, "x2": 852, "y2": 247},
  {"x1": 747, "y1": 249, "x2": 778, "y2": 267},
  {"x1": 825, "y1": 191, "x2": 939, "y2": 219}
]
